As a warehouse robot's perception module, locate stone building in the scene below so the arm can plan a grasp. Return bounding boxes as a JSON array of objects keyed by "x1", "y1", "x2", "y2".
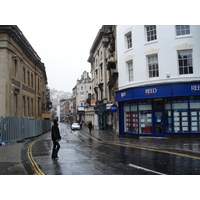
[
  {"x1": 0, "y1": 25, "x2": 48, "y2": 119},
  {"x1": 75, "y1": 70, "x2": 92, "y2": 123},
  {"x1": 88, "y1": 25, "x2": 118, "y2": 131}
]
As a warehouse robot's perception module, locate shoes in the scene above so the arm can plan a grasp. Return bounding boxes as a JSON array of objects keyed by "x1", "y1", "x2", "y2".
[{"x1": 52, "y1": 156, "x2": 59, "y2": 160}]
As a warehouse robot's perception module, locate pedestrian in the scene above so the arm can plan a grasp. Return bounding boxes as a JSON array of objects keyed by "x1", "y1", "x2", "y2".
[
  {"x1": 88, "y1": 121, "x2": 92, "y2": 134},
  {"x1": 51, "y1": 118, "x2": 61, "y2": 159}
]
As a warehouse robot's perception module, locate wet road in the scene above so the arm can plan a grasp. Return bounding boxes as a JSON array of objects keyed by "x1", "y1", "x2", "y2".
[{"x1": 23, "y1": 123, "x2": 200, "y2": 175}]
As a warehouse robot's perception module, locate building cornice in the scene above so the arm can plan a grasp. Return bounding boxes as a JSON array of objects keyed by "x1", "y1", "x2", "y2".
[{"x1": 0, "y1": 25, "x2": 47, "y2": 82}]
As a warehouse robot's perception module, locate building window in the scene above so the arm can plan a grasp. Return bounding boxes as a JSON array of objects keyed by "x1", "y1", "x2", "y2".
[
  {"x1": 27, "y1": 71, "x2": 30, "y2": 86},
  {"x1": 38, "y1": 78, "x2": 40, "y2": 90},
  {"x1": 125, "y1": 32, "x2": 132, "y2": 49},
  {"x1": 176, "y1": 25, "x2": 190, "y2": 36},
  {"x1": 148, "y1": 54, "x2": 159, "y2": 78},
  {"x1": 14, "y1": 93, "x2": 17, "y2": 116},
  {"x1": 31, "y1": 99, "x2": 33, "y2": 117},
  {"x1": 14, "y1": 59, "x2": 17, "y2": 78},
  {"x1": 178, "y1": 50, "x2": 193, "y2": 75},
  {"x1": 22, "y1": 96, "x2": 26, "y2": 117},
  {"x1": 31, "y1": 74, "x2": 33, "y2": 88},
  {"x1": 23, "y1": 67, "x2": 26, "y2": 84},
  {"x1": 127, "y1": 61, "x2": 133, "y2": 82},
  {"x1": 27, "y1": 97, "x2": 30, "y2": 116},
  {"x1": 146, "y1": 25, "x2": 157, "y2": 42}
]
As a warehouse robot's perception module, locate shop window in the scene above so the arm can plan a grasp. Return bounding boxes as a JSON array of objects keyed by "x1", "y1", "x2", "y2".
[
  {"x1": 172, "y1": 98, "x2": 189, "y2": 133},
  {"x1": 139, "y1": 103, "x2": 152, "y2": 134},
  {"x1": 138, "y1": 100, "x2": 152, "y2": 134},
  {"x1": 165, "y1": 100, "x2": 172, "y2": 132},
  {"x1": 190, "y1": 97, "x2": 200, "y2": 132},
  {"x1": 124, "y1": 101, "x2": 138, "y2": 133}
]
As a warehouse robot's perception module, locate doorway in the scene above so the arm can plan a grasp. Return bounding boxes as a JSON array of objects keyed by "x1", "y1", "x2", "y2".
[
  {"x1": 153, "y1": 99, "x2": 165, "y2": 137},
  {"x1": 154, "y1": 111, "x2": 164, "y2": 136}
]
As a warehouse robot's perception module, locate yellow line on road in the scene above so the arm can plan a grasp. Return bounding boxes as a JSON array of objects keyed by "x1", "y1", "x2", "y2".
[
  {"x1": 27, "y1": 133, "x2": 49, "y2": 175},
  {"x1": 83, "y1": 131, "x2": 200, "y2": 160}
]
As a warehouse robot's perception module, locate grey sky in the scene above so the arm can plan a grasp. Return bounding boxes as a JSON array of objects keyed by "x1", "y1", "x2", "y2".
[{"x1": 18, "y1": 23, "x2": 101, "y2": 92}]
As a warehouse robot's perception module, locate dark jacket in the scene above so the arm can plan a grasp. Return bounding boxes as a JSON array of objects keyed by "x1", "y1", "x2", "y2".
[
  {"x1": 51, "y1": 123, "x2": 61, "y2": 141},
  {"x1": 88, "y1": 122, "x2": 92, "y2": 129}
]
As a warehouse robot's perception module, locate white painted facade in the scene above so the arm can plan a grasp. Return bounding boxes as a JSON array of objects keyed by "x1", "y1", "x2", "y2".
[{"x1": 117, "y1": 25, "x2": 200, "y2": 90}]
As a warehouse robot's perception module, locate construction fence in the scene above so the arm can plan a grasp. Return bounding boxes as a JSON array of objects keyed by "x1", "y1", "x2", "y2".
[{"x1": 0, "y1": 117, "x2": 51, "y2": 144}]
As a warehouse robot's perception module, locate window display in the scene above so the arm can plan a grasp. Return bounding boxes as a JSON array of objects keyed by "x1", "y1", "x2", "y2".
[{"x1": 138, "y1": 102, "x2": 152, "y2": 134}]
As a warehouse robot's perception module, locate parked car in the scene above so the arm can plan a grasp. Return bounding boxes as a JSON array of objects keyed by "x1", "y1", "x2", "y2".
[{"x1": 71, "y1": 122, "x2": 80, "y2": 130}]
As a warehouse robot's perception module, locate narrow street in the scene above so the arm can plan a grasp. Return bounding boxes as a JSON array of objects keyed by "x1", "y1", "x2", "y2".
[{"x1": 22, "y1": 122, "x2": 200, "y2": 175}]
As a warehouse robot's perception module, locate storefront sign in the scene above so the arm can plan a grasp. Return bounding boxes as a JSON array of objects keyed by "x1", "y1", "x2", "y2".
[
  {"x1": 116, "y1": 82, "x2": 200, "y2": 102},
  {"x1": 121, "y1": 92, "x2": 126, "y2": 98},
  {"x1": 145, "y1": 88, "x2": 157, "y2": 95},
  {"x1": 191, "y1": 85, "x2": 200, "y2": 92}
]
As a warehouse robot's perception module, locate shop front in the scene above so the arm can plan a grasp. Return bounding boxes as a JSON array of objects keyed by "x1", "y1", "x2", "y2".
[{"x1": 116, "y1": 82, "x2": 200, "y2": 137}]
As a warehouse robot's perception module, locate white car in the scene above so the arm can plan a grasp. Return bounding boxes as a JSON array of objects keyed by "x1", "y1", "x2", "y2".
[{"x1": 71, "y1": 122, "x2": 80, "y2": 130}]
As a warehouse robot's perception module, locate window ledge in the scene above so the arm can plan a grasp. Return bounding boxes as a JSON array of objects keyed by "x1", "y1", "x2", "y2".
[
  {"x1": 175, "y1": 35, "x2": 193, "y2": 39},
  {"x1": 144, "y1": 40, "x2": 158, "y2": 45}
]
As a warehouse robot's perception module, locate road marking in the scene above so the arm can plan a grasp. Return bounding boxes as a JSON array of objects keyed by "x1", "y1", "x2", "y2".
[
  {"x1": 128, "y1": 164, "x2": 166, "y2": 175},
  {"x1": 27, "y1": 133, "x2": 49, "y2": 175},
  {"x1": 82, "y1": 131, "x2": 200, "y2": 160}
]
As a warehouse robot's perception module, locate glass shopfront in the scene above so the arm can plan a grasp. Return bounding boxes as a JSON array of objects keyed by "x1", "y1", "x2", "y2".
[{"x1": 116, "y1": 83, "x2": 200, "y2": 136}]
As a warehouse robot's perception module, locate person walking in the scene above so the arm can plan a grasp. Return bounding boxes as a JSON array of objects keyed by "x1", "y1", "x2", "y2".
[
  {"x1": 88, "y1": 121, "x2": 92, "y2": 134},
  {"x1": 51, "y1": 118, "x2": 61, "y2": 159}
]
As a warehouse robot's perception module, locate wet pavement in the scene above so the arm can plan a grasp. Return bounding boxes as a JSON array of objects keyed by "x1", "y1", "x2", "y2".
[
  {"x1": 0, "y1": 141, "x2": 27, "y2": 175},
  {"x1": 2, "y1": 122, "x2": 200, "y2": 175}
]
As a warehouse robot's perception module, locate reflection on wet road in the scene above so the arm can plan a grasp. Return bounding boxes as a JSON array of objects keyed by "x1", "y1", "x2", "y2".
[{"x1": 26, "y1": 123, "x2": 200, "y2": 175}]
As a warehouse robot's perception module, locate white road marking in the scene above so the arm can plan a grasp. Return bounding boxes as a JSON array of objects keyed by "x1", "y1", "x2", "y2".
[{"x1": 128, "y1": 164, "x2": 166, "y2": 175}]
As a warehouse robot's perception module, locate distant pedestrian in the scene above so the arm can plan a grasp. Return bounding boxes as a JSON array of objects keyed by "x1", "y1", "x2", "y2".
[
  {"x1": 51, "y1": 118, "x2": 61, "y2": 159},
  {"x1": 88, "y1": 122, "x2": 92, "y2": 134}
]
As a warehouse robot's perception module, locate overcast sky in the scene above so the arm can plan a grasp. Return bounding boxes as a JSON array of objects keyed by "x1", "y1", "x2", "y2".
[
  {"x1": 18, "y1": 23, "x2": 101, "y2": 92},
  {"x1": 2, "y1": 0, "x2": 197, "y2": 93}
]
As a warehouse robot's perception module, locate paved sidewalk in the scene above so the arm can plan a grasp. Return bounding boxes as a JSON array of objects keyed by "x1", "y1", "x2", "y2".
[
  {"x1": 82, "y1": 126, "x2": 200, "y2": 155},
  {"x1": 0, "y1": 141, "x2": 27, "y2": 175}
]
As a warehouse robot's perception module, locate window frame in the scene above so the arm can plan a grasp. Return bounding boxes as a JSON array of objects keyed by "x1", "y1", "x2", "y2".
[
  {"x1": 178, "y1": 50, "x2": 193, "y2": 75},
  {"x1": 175, "y1": 25, "x2": 190, "y2": 36},
  {"x1": 145, "y1": 25, "x2": 157, "y2": 42},
  {"x1": 125, "y1": 32, "x2": 132, "y2": 50},
  {"x1": 127, "y1": 60, "x2": 133, "y2": 82},
  {"x1": 147, "y1": 54, "x2": 159, "y2": 78}
]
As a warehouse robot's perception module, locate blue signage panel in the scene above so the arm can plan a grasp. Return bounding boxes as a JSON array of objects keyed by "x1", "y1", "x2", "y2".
[
  {"x1": 133, "y1": 85, "x2": 172, "y2": 99},
  {"x1": 116, "y1": 82, "x2": 200, "y2": 102},
  {"x1": 110, "y1": 104, "x2": 118, "y2": 113},
  {"x1": 116, "y1": 89, "x2": 133, "y2": 101},
  {"x1": 173, "y1": 83, "x2": 200, "y2": 97}
]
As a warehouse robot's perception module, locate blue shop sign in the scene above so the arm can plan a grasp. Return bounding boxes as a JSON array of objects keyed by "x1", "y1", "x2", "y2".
[
  {"x1": 116, "y1": 83, "x2": 200, "y2": 102},
  {"x1": 172, "y1": 83, "x2": 200, "y2": 97},
  {"x1": 133, "y1": 85, "x2": 171, "y2": 99},
  {"x1": 116, "y1": 89, "x2": 133, "y2": 101}
]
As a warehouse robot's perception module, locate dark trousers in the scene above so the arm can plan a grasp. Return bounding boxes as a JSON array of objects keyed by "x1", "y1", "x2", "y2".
[{"x1": 52, "y1": 140, "x2": 60, "y2": 158}]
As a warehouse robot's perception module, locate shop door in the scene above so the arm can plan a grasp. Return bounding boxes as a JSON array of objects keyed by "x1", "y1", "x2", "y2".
[{"x1": 154, "y1": 111, "x2": 164, "y2": 136}]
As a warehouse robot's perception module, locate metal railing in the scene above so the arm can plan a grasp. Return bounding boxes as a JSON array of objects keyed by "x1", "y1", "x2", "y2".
[{"x1": 0, "y1": 117, "x2": 51, "y2": 144}]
